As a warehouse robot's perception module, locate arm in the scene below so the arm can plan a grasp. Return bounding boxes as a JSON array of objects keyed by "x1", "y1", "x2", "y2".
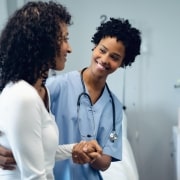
[
  {"x1": 89, "y1": 96, "x2": 123, "y2": 171},
  {"x1": 89, "y1": 154, "x2": 111, "y2": 171},
  {"x1": 55, "y1": 143, "x2": 75, "y2": 161},
  {"x1": 0, "y1": 145, "x2": 16, "y2": 170},
  {"x1": 56, "y1": 140, "x2": 102, "y2": 163},
  {"x1": 72, "y1": 96, "x2": 123, "y2": 171},
  {"x1": 5, "y1": 91, "x2": 48, "y2": 179}
]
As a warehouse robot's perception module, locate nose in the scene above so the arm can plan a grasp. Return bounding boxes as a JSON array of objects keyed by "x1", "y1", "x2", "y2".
[
  {"x1": 100, "y1": 54, "x2": 109, "y2": 65},
  {"x1": 67, "y1": 43, "x2": 72, "y2": 53}
]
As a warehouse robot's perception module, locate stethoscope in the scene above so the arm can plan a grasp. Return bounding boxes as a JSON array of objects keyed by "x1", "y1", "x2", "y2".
[{"x1": 77, "y1": 68, "x2": 118, "y2": 142}]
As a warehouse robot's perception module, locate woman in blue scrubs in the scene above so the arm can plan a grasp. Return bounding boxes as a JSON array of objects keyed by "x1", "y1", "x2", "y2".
[{"x1": 46, "y1": 17, "x2": 141, "y2": 180}]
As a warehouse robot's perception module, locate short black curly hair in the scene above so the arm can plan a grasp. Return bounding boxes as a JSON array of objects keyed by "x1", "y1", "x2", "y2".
[
  {"x1": 0, "y1": 1, "x2": 72, "y2": 89},
  {"x1": 91, "y1": 17, "x2": 141, "y2": 67}
]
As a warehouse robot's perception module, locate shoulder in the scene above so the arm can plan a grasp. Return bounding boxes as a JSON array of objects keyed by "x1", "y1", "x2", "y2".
[
  {"x1": 46, "y1": 70, "x2": 80, "y2": 93},
  {"x1": 3, "y1": 81, "x2": 40, "y2": 106},
  {"x1": 0, "y1": 81, "x2": 42, "y2": 126},
  {"x1": 46, "y1": 70, "x2": 80, "y2": 84},
  {"x1": 112, "y1": 92, "x2": 122, "y2": 107}
]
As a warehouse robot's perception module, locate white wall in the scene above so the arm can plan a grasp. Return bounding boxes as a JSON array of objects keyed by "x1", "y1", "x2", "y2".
[
  {"x1": 1, "y1": 0, "x2": 180, "y2": 180},
  {"x1": 0, "y1": 0, "x2": 8, "y2": 32}
]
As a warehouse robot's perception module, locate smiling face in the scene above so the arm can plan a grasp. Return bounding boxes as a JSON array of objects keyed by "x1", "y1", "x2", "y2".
[
  {"x1": 55, "y1": 23, "x2": 72, "y2": 71},
  {"x1": 90, "y1": 37, "x2": 125, "y2": 79}
]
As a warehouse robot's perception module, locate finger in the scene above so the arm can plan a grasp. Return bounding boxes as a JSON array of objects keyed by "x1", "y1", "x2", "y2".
[
  {"x1": 73, "y1": 141, "x2": 88, "y2": 157},
  {"x1": 78, "y1": 141, "x2": 86, "y2": 150},
  {"x1": 78, "y1": 153, "x2": 91, "y2": 163},
  {"x1": 0, "y1": 156, "x2": 16, "y2": 165},
  {"x1": 72, "y1": 141, "x2": 86, "y2": 154},
  {"x1": 83, "y1": 146, "x2": 95, "y2": 153},
  {"x1": 72, "y1": 155, "x2": 83, "y2": 164},
  {"x1": 73, "y1": 152, "x2": 91, "y2": 164},
  {"x1": 91, "y1": 141, "x2": 102, "y2": 154},
  {"x1": 0, "y1": 146, "x2": 13, "y2": 156},
  {"x1": 83, "y1": 142, "x2": 102, "y2": 154},
  {"x1": 88, "y1": 152, "x2": 101, "y2": 160},
  {"x1": 0, "y1": 164, "x2": 16, "y2": 170},
  {"x1": 72, "y1": 155, "x2": 79, "y2": 164}
]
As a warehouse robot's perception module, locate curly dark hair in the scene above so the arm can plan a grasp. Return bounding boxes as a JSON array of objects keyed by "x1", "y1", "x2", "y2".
[
  {"x1": 91, "y1": 17, "x2": 141, "y2": 67},
  {"x1": 0, "y1": 1, "x2": 72, "y2": 90}
]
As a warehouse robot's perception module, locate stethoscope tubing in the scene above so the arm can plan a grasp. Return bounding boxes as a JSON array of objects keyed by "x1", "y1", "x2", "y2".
[{"x1": 77, "y1": 67, "x2": 117, "y2": 142}]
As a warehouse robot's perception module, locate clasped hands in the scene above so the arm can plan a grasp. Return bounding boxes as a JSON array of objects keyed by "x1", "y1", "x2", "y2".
[
  {"x1": 72, "y1": 140, "x2": 102, "y2": 164},
  {"x1": 0, "y1": 140, "x2": 102, "y2": 169}
]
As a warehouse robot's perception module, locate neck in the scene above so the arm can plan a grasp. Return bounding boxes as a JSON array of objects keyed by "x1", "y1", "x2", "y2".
[
  {"x1": 34, "y1": 78, "x2": 49, "y2": 111},
  {"x1": 34, "y1": 78, "x2": 45, "y2": 97},
  {"x1": 81, "y1": 67, "x2": 106, "y2": 104},
  {"x1": 82, "y1": 67, "x2": 106, "y2": 90},
  {"x1": 34, "y1": 78, "x2": 43, "y2": 89}
]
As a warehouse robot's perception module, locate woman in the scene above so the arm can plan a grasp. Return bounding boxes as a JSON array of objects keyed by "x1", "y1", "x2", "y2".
[
  {"x1": 46, "y1": 17, "x2": 142, "y2": 180},
  {"x1": 0, "y1": 1, "x2": 101, "y2": 179}
]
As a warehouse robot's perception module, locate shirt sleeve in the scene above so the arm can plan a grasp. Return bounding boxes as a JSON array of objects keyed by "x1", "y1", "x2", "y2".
[
  {"x1": 55, "y1": 144, "x2": 75, "y2": 161},
  {"x1": 5, "y1": 90, "x2": 47, "y2": 179}
]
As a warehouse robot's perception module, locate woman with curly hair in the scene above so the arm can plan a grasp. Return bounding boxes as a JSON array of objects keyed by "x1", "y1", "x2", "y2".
[{"x1": 0, "y1": 1, "x2": 102, "y2": 179}]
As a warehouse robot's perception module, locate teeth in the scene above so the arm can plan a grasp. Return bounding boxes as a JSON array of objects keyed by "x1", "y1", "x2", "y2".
[{"x1": 97, "y1": 62, "x2": 106, "y2": 70}]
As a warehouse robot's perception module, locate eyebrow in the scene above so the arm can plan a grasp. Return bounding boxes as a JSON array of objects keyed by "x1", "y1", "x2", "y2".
[
  {"x1": 100, "y1": 44, "x2": 122, "y2": 58},
  {"x1": 62, "y1": 32, "x2": 68, "y2": 36}
]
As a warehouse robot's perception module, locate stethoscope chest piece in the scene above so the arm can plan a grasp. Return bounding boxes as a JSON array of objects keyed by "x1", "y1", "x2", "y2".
[{"x1": 109, "y1": 131, "x2": 118, "y2": 142}]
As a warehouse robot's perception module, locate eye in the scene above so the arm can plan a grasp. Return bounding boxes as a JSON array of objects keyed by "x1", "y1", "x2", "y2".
[
  {"x1": 99, "y1": 47, "x2": 106, "y2": 54},
  {"x1": 58, "y1": 36, "x2": 69, "y2": 43},
  {"x1": 62, "y1": 36, "x2": 69, "y2": 42},
  {"x1": 110, "y1": 54, "x2": 121, "y2": 61}
]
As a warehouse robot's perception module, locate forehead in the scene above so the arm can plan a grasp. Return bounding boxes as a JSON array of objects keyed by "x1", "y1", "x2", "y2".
[
  {"x1": 60, "y1": 23, "x2": 68, "y2": 35},
  {"x1": 99, "y1": 37, "x2": 125, "y2": 53}
]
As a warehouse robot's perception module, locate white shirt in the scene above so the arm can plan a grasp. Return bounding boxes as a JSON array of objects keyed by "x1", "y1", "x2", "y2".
[{"x1": 0, "y1": 80, "x2": 73, "y2": 180}]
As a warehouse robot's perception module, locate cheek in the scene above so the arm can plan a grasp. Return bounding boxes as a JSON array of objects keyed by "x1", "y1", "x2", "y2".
[
  {"x1": 91, "y1": 51, "x2": 102, "y2": 64},
  {"x1": 92, "y1": 48, "x2": 99, "y2": 57},
  {"x1": 91, "y1": 52, "x2": 97, "y2": 62},
  {"x1": 111, "y1": 61, "x2": 122, "y2": 71},
  {"x1": 118, "y1": 60, "x2": 124, "y2": 67}
]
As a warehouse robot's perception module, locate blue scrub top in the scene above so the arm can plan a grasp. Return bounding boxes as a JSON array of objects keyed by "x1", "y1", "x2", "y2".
[{"x1": 46, "y1": 71, "x2": 122, "y2": 180}]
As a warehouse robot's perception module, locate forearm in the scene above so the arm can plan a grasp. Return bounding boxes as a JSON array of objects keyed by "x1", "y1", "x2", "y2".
[
  {"x1": 55, "y1": 143, "x2": 76, "y2": 161},
  {"x1": 90, "y1": 154, "x2": 111, "y2": 171}
]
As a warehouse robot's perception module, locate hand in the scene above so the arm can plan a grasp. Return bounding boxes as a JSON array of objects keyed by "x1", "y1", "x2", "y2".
[
  {"x1": 72, "y1": 140, "x2": 102, "y2": 164},
  {"x1": 83, "y1": 140, "x2": 102, "y2": 163},
  {"x1": 0, "y1": 145, "x2": 16, "y2": 170}
]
